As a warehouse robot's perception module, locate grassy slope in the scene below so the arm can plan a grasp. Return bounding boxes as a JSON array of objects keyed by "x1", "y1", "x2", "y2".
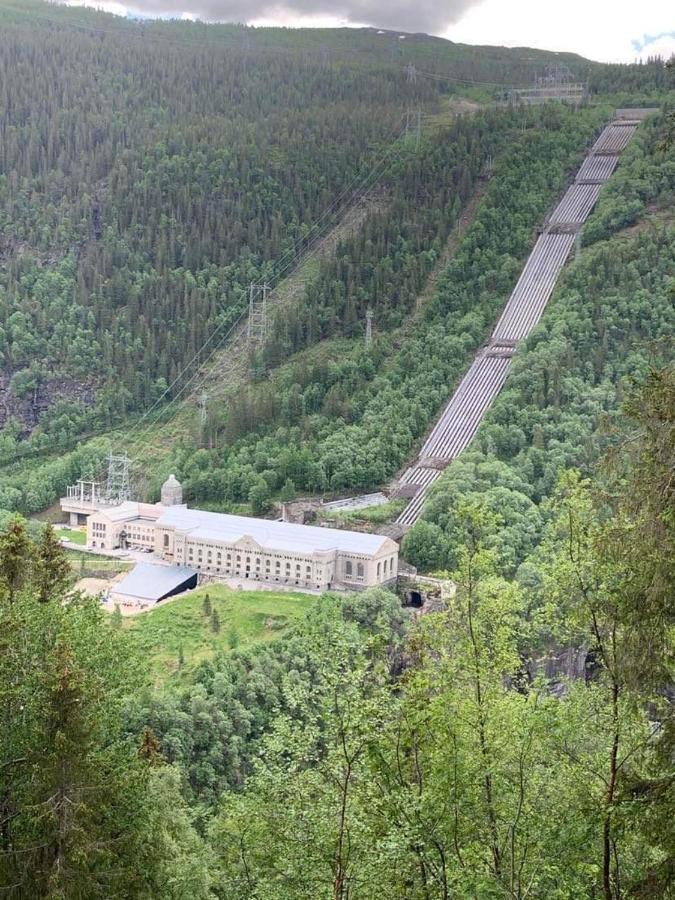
[
  {"x1": 55, "y1": 527, "x2": 86, "y2": 544},
  {"x1": 123, "y1": 584, "x2": 314, "y2": 687}
]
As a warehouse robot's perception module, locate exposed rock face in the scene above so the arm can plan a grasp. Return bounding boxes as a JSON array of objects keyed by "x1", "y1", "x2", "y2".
[
  {"x1": 280, "y1": 498, "x2": 323, "y2": 524},
  {"x1": 0, "y1": 370, "x2": 96, "y2": 436},
  {"x1": 527, "y1": 646, "x2": 596, "y2": 697}
]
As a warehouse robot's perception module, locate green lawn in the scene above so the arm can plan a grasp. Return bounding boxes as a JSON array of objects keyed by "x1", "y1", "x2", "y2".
[
  {"x1": 123, "y1": 584, "x2": 315, "y2": 687},
  {"x1": 55, "y1": 527, "x2": 86, "y2": 545},
  {"x1": 66, "y1": 549, "x2": 132, "y2": 578}
]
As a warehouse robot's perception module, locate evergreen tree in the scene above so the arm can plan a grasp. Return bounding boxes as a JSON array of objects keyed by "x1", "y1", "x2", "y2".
[
  {"x1": 0, "y1": 519, "x2": 211, "y2": 897},
  {"x1": 202, "y1": 593, "x2": 212, "y2": 617}
]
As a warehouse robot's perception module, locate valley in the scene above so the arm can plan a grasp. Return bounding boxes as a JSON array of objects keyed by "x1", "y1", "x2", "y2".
[{"x1": 0, "y1": 3, "x2": 673, "y2": 898}]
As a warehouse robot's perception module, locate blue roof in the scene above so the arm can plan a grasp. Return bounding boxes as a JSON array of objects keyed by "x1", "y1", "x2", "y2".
[{"x1": 114, "y1": 563, "x2": 197, "y2": 602}]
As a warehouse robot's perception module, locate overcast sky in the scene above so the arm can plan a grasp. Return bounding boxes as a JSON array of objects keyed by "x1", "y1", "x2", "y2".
[{"x1": 58, "y1": 0, "x2": 675, "y2": 63}]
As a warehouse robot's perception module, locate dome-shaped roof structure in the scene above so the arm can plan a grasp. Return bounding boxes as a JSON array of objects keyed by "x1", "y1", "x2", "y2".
[{"x1": 161, "y1": 473, "x2": 183, "y2": 507}]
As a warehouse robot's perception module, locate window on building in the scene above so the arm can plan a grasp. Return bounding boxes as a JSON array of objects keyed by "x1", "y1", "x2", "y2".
[
  {"x1": 377, "y1": 562, "x2": 381, "y2": 578},
  {"x1": 345, "y1": 561, "x2": 353, "y2": 577},
  {"x1": 383, "y1": 559, "x2": 387, "y2": 575},
  {"x1": 163, "y1": 534, "x2": 169, "y2": 548},
  {"x1": 357, "y1": 562, "x2": 364, "y2": 579}
]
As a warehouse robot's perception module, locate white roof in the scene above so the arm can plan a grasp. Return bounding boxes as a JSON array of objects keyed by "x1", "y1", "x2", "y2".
[
  {"x1": 98, "y1": 501, "x2": 144, "y2": 522},
  {"x1": 97, "y1": 501, "x2": 164, "y2": 523},
  {"x1": 156, "y1": 506, "x2": 393, "y2": 556},
  {"x1": 114, "y1": 563, "x2": 197, "y2": 601}
]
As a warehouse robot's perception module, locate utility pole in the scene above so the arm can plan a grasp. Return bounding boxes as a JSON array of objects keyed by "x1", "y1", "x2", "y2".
[
  {"x1": 365, "y1": 308, "x2": 373, "y2": 347},
  {"x1": 199, "y1": 391, "x2": 208, "y2": 444}
]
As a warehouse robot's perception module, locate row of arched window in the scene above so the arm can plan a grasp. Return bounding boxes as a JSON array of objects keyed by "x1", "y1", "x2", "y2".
[{"x1": 344, "y1": 560, "x2": 364, "y2": 579}]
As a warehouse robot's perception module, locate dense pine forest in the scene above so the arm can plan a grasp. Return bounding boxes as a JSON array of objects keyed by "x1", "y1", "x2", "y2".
[{"x1": 0, "y1": 2, "x2": 674, "y2": 898}]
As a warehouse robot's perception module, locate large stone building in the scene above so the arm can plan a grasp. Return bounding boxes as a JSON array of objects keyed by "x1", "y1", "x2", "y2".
[{"x1": 85, "y1": 476, "x2": 399, "y2": 592}]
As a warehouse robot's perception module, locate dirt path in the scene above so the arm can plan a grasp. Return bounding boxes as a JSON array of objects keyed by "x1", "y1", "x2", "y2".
[{"x1": 198, "y1": 189, "x2": 387, "y2": 401}]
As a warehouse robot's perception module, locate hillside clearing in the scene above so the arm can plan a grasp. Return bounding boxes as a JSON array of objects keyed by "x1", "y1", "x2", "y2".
[{"x1": 122, "y1": 584, "x2": 315, "y2": 687}]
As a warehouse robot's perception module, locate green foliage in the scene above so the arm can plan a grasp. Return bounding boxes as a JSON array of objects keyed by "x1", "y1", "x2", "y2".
[
  {"x1": 207, "y1": 466, "x2": 673, "y2": 898},
  {"x1": 3, "y1": 368, "x2": 673, "y2": 897},
  {"x1": 407, "y1": 118, "x2": 674, "y2": 575},
  {"x1": 157, "y1": 103, "x2": 606, "y2": 509},
  {"x1": 0, "y1": 519, "x2": 212, "y2": 897},
  {"x1": 123, "y1": 589, "x2": 409, "y2": 808},
  {"x1": 3, "y1": 0, "x2": 608, "y2": 449},
  {"x1": 122, "y1": 584, "x2": 314, "y2": 685},
  {"x1": 0, "y1": 10, "x2": 673, "y2": 896},
  {"x1": 583, "y1": 115, "x2": 675, "y2": 243}
]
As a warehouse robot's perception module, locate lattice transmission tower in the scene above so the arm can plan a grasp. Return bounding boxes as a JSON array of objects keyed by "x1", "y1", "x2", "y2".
[
  {"x1": 105, "y1": 452, "x2": 131, "y2": 504},
  {"x1": 247, "y1": 282, "x2": 270, "y2": 342},
  {"x1": 365, "y1": 308, "x2": 374, "y2": 347}
]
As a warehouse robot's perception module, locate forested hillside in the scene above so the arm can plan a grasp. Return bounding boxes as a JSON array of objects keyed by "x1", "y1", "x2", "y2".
[
  {"x1": 403, "y1": 109, "x2": 675, "y2": 574},
  {"x1": 2, "y1": 364, "x2": 673, "y2": 897},
  {"x1": 0, "y1": 0, "x2": 668, "y2": 464},
  {"x1": 0, "y1": 0, "x2": 590, "y2": 425},
  {"x1": 1, "y1": 4, "x2": 674, "y2": 899}
]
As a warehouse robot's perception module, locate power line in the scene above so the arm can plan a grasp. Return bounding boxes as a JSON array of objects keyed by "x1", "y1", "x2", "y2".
[
  {"x1": 116, "y1": 115, "x2": 408, "y2": 458},
  {"x1": 129, "y1": 138, "x2": 406, "y2": 458},
  {"x1": 412, "y1": 68, "x2": 522, "y2": 88},
  {"x1": 120, "y1": 121, "x2": 409, "y2": 462}
]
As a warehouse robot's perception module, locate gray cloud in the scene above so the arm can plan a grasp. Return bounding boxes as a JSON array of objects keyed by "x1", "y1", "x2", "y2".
[{"x1": 117, "y1": 0, "x2": 482, "y2": 35}]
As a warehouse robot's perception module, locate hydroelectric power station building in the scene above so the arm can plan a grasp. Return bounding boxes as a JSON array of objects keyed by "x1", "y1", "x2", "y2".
[{"x1": 79, "y1": 475, "x2": 399, "y2": 593}]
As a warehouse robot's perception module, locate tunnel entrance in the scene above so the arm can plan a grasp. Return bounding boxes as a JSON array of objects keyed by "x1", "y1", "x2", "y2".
[{"x1": 406, "y1": 590, "x2": 423, "y2": 608}]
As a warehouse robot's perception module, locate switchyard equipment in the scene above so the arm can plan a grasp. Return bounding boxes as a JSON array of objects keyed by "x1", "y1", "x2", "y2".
[
  {"x1": 504, "y1": 64, "x2": 587, "y2": 106},
  {"x1": 395, "y1": 111, "x2": 657, "y2": 528}
]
